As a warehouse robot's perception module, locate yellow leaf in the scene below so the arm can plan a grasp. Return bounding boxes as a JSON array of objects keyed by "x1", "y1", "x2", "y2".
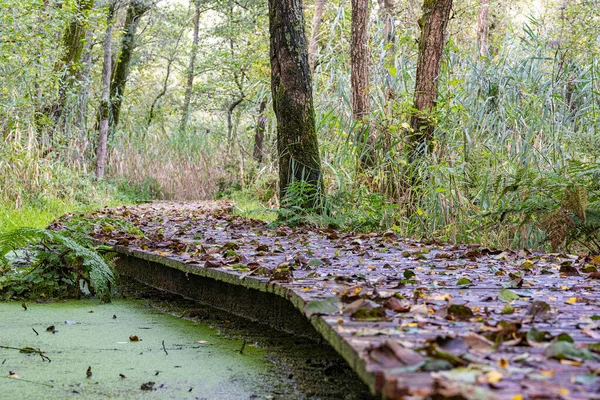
[
  {"x1": 560, "y1": 285, "x2": 569, "y2": 290},
  {"x1": 498, "y1": 358, "x2": 509, "y2": 368},
  {"x1": 559, "y1": 387, "x2": 570, "y2": 396},
  {"x1": 512, "y1": 395, "x2": 524, "y2": 400},
  {"x1": 541, "y1": 369, "x2": 555, "y2": 376},
  {"x1": 486, "y1": 370, "x2": 503, "y2": 384},
  {"x1": 566, "y1": 297, "x2": 577, "y2": 304},
  {"x1": 520, "y1": 260, "x2": 534, "y2": 270},
  {"x1": 560, "y1": 359, "x2": 583, "y2": 366}
]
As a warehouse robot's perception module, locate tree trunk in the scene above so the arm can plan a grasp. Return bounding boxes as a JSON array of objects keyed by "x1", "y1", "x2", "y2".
[
  {"x1": 379, "y1": 0, "x2": 395, "y2": 52},
  {"x1": 227, "y1": 96, "x2": 244, "y2": 146},
  {"x1": 477, "y1": 0, "x2": 489, "y2": 56},
  {"x1": 253, "y1": 98, "x2": 268, "y2": 163},
  {"x1": 147, "y1": 24, "x2": 186, "y2": 127},
  {"x1": 409, "y1": 0, "x2": 453, "y2": 154},
  {"x1": 180, "y1": 0, "x2": 202, "y2": 132},
  {"x1": 378, "y1": 0, "x2": 395, "y2": 107},
  {"x1": 308, "y1": 0, "x2": 326, "y2": 74},
  {"x1": 269, "y1": 0, "x2": 323, "y2": 211},
  {"x1": 76, "y1": 28, "x2": 94, "y2": 166},
  {"x1": 51, "y1": 0, "x2": 94, "y2": 123},
  {"x1": 352, "y1": 0, "x2": 375, "y2": 169},
  {"x1": 96, "y1": 2, "x2": 117, "y2": 180},
  {"x1": 110, "y1": 0, "x2": 149, "y2": 131},
  {"x1": 351, "y1": 0, "x2": 370, "y2": 120}
]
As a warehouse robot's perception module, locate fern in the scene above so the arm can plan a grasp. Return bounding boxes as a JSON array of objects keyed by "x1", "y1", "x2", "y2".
[
  {"x1": 0, "y1": 228, "x2": 55, "y2": 263},
  {"x1": 0, "y1": 228, "x2": 115, "y2": 299}
]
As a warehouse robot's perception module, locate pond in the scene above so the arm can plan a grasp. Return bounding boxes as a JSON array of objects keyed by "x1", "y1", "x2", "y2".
[{"x1": 0, "y1": 294, "x2": 372, "y2": 399}]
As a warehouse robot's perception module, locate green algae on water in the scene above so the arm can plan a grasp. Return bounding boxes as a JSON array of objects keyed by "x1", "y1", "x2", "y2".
[{"x1": 0, "y1": 300, "x2": 283, "y2": 399}]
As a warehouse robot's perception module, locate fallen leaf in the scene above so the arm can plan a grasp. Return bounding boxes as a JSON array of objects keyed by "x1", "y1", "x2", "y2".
[
  {"x1": 304, "y1": 297, "x2": 339, "y2": 316},
  {"x1": 446, "y1": 304, "x2": 474, "y2": 321},
  {"x1": 485, "y1": 370, "x2": 503, "y2": 384},
  {"x1": 367, "y1": 340, "x2": 423, "y2": 368},
  {"x1": 499, "y1": 289, "x2": 519, "y2": 303}
]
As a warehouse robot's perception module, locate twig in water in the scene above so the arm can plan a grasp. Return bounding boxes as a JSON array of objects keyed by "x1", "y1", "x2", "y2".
[
  {"x1": 1, "y1": 375, "x2": 54, "y2": 387},
  {"x1": 0, "y1": 345, "x2": 51, "y2": 362},
  {"x1": 32, "y1": 328, "x2": 39, "y2": 336},
  {"x1": 162, "y1": 340, "x2": 168, "y2": 356},
  {"x1": 239, "y1": 339, "x2": 246, "y2": 355}
]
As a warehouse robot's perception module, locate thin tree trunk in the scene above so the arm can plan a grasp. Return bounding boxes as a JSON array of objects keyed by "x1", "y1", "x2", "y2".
[
  {"x1": 227, "y1": 96, "x2": 244, "y2": 145},
  {"x1": 51, "y1": 0, "x2": 94, "y2": 123},
  {"x1": 253, "y1": 98, "x2": 268, "y2": 163},
  {"x1": 477, "y1": 0, "x2": 490, "y2": 56},
  {"x1": 147, "y1": 25, "x2": 186, "y2": 127},
  {"x1": 308, "y1": 0, "x2": 326, "y2": 74},
  {"x1": 180, "y1": 0, "x2": 202, "y2": 132},
  {"x1": 379, "y1": 0, "x2": 395, "y2": 107},
  {"x1": 409, "y1": 0, "x2": 453, "y2": 154},
  {"x1": 96, "y1": 2, "x2": 117, "y2": 180},
  {"x1": 77, "y1": 29, "x2": 94, "y2": 167},
  {"x1": 269, "y1": 0, "x2": 323, "y2": 211},
  {"x1": 380, "y1": 0, "x2": 395, "y2": 52},
  {"x1": 109, "y1": 0, "x2": 149, "y2": 131},
  {"x1": 351, "y1": 0, "x2": 370, "y2": 120}
]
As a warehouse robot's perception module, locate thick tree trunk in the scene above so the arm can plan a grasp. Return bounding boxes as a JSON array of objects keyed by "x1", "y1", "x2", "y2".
[
  {"x1": 269, "y1": 0, "x2": 323, "y2": 211},
  {"x1": 352, "y1": 0, "x2": 375, "y2": 169},
  {"x1": 96, "y1": 2, "x2": 117, "y2": 180},
  {"x1": 308, "y1": 0, "x2": 326, "y2": 74},
  {"x1": 409, "y1": 0, "x2": 453, "y2": 154},
  {"x1": 477, "y1": 0, "x2": 489, "y2": 56},
  {"x1": 253, "y1": 98, "x2": 268, "y2": 163},
  {"x1": 51, "y1": 0, "x2": 94, "y2": 123},
  {"x1": 180, "y1": 0, "x2": 202, "y2": 132},
  {"x1": 351, "y1": 0, "x2": 370, "y2": 120},
  {"x1": 110, "y1": 0, "x2": 149, "y2": 131}
]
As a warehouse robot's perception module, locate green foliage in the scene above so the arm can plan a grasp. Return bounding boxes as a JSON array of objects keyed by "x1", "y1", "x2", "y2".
[{"x1": 0, "y1": 228, "x2": 115, "y2": 301}]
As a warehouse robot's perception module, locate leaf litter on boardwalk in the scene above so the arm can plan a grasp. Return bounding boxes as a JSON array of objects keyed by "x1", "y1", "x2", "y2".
[{"x1": 52, "y1": 202, "x2": 600, "y2": 399}]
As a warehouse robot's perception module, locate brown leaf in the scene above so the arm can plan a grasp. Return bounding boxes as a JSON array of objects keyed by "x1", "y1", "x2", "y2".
[
  {"x1": 559, "y1": 264, "x2": 580, "y2": 276},
  {"x1": 463, "y1": 332, "x2": 494, "y2": 352},
  {"x1": 367, "y1": 340, "x2": 423, "y2": 368},
  {"x1": 527, "y1": 301, "x2": 551, "y2": 319},
  {"x1": 384, "y1": 297, "x2": 411, "y2": 312},
  {"x1": 587, "y1": 272, "x2": 600, "y2": 280}
]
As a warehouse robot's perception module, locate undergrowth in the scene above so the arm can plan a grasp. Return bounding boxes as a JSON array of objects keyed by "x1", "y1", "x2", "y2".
[{"x1": 0, "y1": 228, "x2": 115, "y2": 301}]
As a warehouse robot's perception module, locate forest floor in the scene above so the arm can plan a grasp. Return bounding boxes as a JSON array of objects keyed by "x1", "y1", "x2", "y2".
[{"x1": 53, "y1": 201, "x2": 600, "y2": 399}]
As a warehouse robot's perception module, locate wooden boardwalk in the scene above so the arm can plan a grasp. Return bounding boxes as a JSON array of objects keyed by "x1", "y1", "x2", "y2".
[{"x1": 54, "y1": 202, "x2": 600, "y2": 399}]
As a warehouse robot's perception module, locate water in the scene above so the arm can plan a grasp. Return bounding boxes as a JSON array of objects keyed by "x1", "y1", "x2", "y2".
[{"x1": 0, "y1": 299, "x2": 294, "y2": 399}]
